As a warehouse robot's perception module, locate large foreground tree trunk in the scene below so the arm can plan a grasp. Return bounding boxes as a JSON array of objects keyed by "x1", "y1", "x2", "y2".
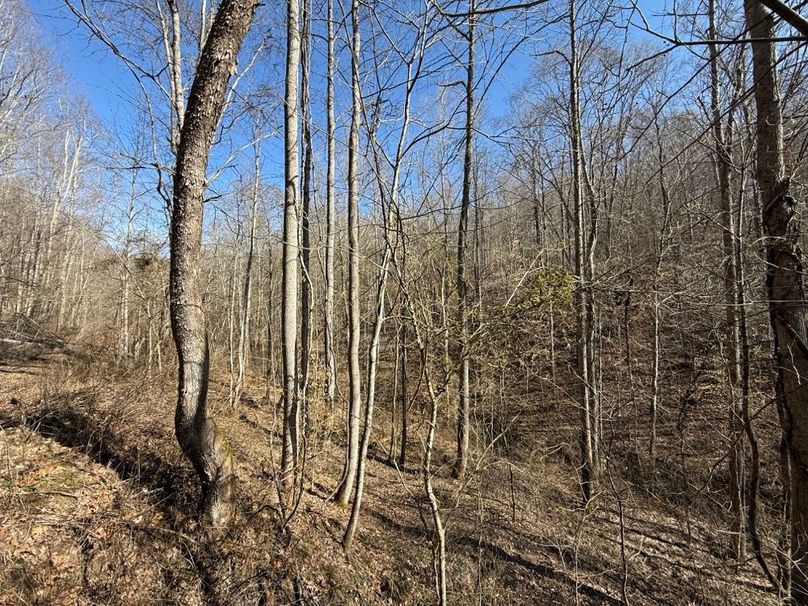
[
  {"x1": 281, "y1": 0, "x2": 301, "y2": 500},
  {"x1": 170, "y1": 0, "x2": 259, "y2": 528},
  {"x1": 745, "y1": 0, "x2": 808, "y2": 599}
]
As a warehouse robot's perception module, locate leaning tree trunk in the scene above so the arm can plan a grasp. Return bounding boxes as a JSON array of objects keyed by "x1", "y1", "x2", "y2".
[
  {"x1": 342, "y1": 44, "x2": 420, "y2": 547},
  {"x1": 169, "y1": 0, "x2": 259, "y2": 528},
  {"x1": 745, "y1": 0, "x2": 808, "y2": 600}
]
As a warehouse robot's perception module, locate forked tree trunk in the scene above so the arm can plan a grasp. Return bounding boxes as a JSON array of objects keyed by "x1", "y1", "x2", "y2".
[
  {"x1": 745, "y1": 0, "x2": 807, "y2": 599},
  {"x1": 343, "y1": 252, "x2": 390, "y2": 548},
  {"x1": 169, "y1": 0, "x2": 258, "y2": 528},
  {"x1": 398, "y1": 268, "x2": 447, "y2": 606},
  {"x1": 343, "y1": 42, "x2": 421, "y2": 547}
]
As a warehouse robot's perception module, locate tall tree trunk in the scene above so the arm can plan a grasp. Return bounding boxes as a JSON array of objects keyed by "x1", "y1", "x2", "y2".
[
  {"x1": 228, "y1": 245, "x2": 240, "y2": 405},
  {"x1": 299, "y1": 0, "x2": 313, "y2": 411},
  {"x1": 650, "y1": 117, "x2": 672, "y2": 471},
  {"x1": 119, "y1": 173, "x2": 136, "y2": 359},
  {"x1": 342, "y1": 41, "x2": 420, "y2": 545},
  {"x1": 569, "y1": 0, "x2": 598, "y2": 501},
  {"x1": 649, "y1": 285, "x2": 660, "y2": 464},
  {"x1": 343, "y1": 248, "x2": 391, "y2": 548},
  {"x1": 399, "y1": 319, "x2": 408, "y2": 467},
  {"x1": 708, "y1": 0, "x2": 745, "y2": 561},
  {"x1": 265, "y1": 225, "x2": 277, "y2": 394},
  {"x1": 236, "y1": 140, "x2": 260, "y2": 403},
  {"x1": 281, "y1": 0, "x2": 301, "y2": 500},
  {"x1": 454, "y1": 0, "x2": 474, "y2": 481},
  {"x1": 745, "y1": 0, "x2": 807, "y2": 599},
  {"x1": 735, "y1": 116, "x2": 771, "y2": 587},
  {"x1": 169, "y1": 0, "x2": 258, "y2": 528},
  {"x1": 163, "y1": 0, "x2": 185, "y2": 154},
  {"x1": 324, "y1": 0, "x2": 337, "y2": 411},
  {"x1": 394, "y1": 193, "x2": 411, "y2": 468},
  {"x1": 335, "y1": 0, "x2": 362, "y2": 507},
  {"x1": 394, "y1": 242, "x2": 447, "y2": 604}
]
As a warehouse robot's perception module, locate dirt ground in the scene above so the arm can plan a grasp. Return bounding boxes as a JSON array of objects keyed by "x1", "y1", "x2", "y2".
[{"x1": 0, "y1": 353, "x2": 782, "y2": 605}]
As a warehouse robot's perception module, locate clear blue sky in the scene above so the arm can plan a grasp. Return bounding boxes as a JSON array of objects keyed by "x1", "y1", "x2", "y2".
[
  {"x1": 32, "y1": 2, "x2": 141, "y2": 131},
  {"x1": 26, "y1": 0, "x2": 682, "y2": 232},
  {"x1": 28, "y1": 0, "x2": 684, "y2": 139}
]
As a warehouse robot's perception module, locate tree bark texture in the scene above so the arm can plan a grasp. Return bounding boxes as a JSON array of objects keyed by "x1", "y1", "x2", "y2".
[
  {"x1": 745, "y1": 0, "x2": 808, "y2": 599},
  {"x1": 281, "y1": 0, "x2": 301, "y2": 499},
  {"x1": 170, "y1": 0, "x2": 258, "y2": 528}
]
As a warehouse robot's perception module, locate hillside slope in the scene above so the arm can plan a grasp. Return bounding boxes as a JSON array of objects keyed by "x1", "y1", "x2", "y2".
[{"x1": 0, "y1": 356, "x2": 779, "y2": 605}]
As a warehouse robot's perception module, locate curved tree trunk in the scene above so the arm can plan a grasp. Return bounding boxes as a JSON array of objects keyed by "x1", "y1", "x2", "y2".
[{"x1": 170, "y1": 0, "x2": 259, "y2": 528}]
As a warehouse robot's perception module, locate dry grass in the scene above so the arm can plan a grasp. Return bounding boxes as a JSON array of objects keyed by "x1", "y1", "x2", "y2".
[{"x1": 0, "y1": 352, "x2": 782, "y2": 605}]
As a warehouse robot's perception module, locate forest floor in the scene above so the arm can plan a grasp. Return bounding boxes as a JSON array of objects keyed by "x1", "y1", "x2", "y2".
[{"x1": 0, "y1": 347, "x2": 783, "y2": 605}]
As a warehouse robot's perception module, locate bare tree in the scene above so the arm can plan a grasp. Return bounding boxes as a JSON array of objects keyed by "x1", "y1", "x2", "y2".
[
  {"x1": 454, "y1": 0, "x2": 475, "y2": 481},
  {"x1": 169, "y1": 0, "x2": 259, "y2": 527},
  {"x1": 335, "y1": 0, "x2": 363, "y2": 507},
  {"x1": 745, "y1": 0, "x2": 808, "y2": 599},
  {"x1": 569, "y1": 0, "x2": 599, "y2": 500},
  {"x1": 281, "y1": 0, "x2": 301, "y2": 500},
  {"x1": 707, "y1": 0, "x2": 745, "y2": 562},
  {"x1": 235, "y1": 137, "x2": 262, "y2": 404},
  {"x1": 300, "y1": 0, "x2": 314, "y2": 408},
  {"x1": 343, "y1": 7, "x2": 432, "y2": 546},
  {"x1": 324, "y1": 0, "x2": 338, "y2": 413}
]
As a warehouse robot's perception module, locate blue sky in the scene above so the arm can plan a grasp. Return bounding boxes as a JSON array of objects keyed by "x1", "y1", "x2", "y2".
[
  {"x1": 32, "y1": 2, "x2": 138, "y2": 129},
  {"x1": 25, "y1": 0, "x2": 683, "y2": 237},
  {"x1": 27, "y1": 0, "x2": 674, "y2": 140}
]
